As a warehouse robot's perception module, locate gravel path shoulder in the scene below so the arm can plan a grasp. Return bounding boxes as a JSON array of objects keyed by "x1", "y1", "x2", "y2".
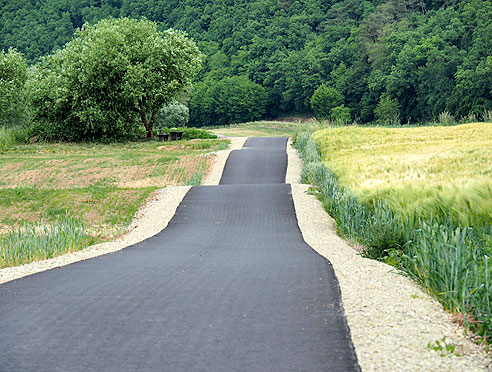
[
  {"x1": 287, "y1": 139, "x2": 491, "y2": 372},
  {"x1": 202, "y1": 137, "x2": 247, "y2": 185}
]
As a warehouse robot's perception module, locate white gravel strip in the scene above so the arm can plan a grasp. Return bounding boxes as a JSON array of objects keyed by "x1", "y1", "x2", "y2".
[
  {"x1": 288, "y1": 143, "x2": 491, "y2": 371},
  {"x1": 202, "y1": 137, "x2": 247, "y2": 185}
]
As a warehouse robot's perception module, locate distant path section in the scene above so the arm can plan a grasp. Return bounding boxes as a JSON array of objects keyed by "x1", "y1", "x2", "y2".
[
  {"x1": 0, "y1": 137, "x2": 360, "y2": 372},
  {"x1": 218, "y1": 137, "x2": 288, "y2": 185}
]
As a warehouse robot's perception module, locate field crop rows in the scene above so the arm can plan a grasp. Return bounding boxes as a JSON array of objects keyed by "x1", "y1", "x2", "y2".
[{"x1": 296, "y1": 123, "x2": 492, "y2": 342}]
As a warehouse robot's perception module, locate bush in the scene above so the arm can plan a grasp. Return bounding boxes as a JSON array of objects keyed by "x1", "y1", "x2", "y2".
[
  {"x1": 438, "y1": 111, "x2": 456, "y2": 125},
  {"x1": 0, "y1": 125, "x2": 31, "y2": 152},
  {"x1": 310, "y1": 85, "x2": 344, "y2": 120},
  {"x1": 331, "y1": 105, "x2": 351, "y2": 123},
  {"x1": 156, "y1": 101, "x2": 189, "y2": 129},
  {"x1": 189, "y1": 76, "x2": 268, "y2": 127},
  {"x1": 374, "y1": 94, "x2": 400, "y2": 125}
]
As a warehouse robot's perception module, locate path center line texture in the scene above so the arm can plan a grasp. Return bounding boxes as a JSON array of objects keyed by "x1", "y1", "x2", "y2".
[{"x1": 0, "y1": 137, "x2": 360, "y2": 372}]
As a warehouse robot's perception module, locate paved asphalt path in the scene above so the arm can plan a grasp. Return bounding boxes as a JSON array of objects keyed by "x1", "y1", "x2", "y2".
[{"x1": 0, "y1": 137, "x2": 360, "y2": 372}]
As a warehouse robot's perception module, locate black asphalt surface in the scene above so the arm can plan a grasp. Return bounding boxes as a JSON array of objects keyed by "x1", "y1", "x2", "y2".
[{"x1": 0, "y1": 137, "x2": 360, "y2": 372}]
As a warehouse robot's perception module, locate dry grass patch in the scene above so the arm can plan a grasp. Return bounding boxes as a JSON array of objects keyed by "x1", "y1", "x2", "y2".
[{"x1": 0, "y1": 139, "x2": 226, "y2": 189}]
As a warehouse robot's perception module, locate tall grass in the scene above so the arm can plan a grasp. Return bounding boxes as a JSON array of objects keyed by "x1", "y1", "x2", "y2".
[
  {"x1": 295, "y1": 129, "x2": 492, "y2": 341},
  {"x1": 0, "y1": 216, "x2": 89, "y2": 268},
  {"x1": 0, "y1": 126, "x2": 16, "y2": 152},
  {"x1": 0, "y1": 125, "x2": 30, "y2": 152}
]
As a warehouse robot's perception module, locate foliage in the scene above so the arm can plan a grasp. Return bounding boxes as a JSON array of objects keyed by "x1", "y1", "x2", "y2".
[
  {"x1": 310, "y1": 85, "x2": 344, "y2": 120},
  {"x1": 0, "y1": 48, "x2": 28, "y2": 127},
  {"x1": 438, "y1": 111, "x2": 456, "y2": 125},
  {"x1": 0, "y1": 125, "x2": 31, "y2": 152},
  {"x1": 28, "y1": 18, "x2": 202, "y2": 141},
  {"x1": 374, "y1": 94, "x2": 400, "y2": 125},
  {"x1": 0, "y1": 216, "x2": 89, "y2": 268},
  {"x1": 1, "y1": 0, "x2": 492, "y2": 124},
  {"x1": 156, "y1": 101, "x2": 190, "y2": 129},
  {"x1": 189, "y1": 76, "x2": 267, "y2": 127},
  {"x1": 330, "y1": 105, "x2": 351, "y2": 123},
  {"x1": 296, "y1": 125, "x2": 492, "y2": 340}
]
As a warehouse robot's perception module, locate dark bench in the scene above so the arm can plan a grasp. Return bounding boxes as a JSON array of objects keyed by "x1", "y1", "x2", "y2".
[
  {"x1": 170, "y1": 131, "x2": 184, "y2": 141},
  {"x1": 157, "y1": 133, "x2": 170, "y2": 142}
]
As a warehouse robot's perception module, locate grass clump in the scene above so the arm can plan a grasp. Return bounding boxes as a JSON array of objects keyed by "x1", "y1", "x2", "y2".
[
  {"x1": 295, "y1": 127, "x2": 492, "y2": 342},
  {"x1": 0, "y1": 216, "x2": 92, "y2": 268},
  {"x1": 438, "y1": 111, "x2": 456, "y2": 125}
]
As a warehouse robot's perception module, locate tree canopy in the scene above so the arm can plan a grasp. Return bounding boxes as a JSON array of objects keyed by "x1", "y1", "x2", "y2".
[
  {"x1": 28, "y1": 18, "x2": 202, "y2": 140},
  {"x1": 1, "y1": 0, "x2": 491, "y2": 125}
]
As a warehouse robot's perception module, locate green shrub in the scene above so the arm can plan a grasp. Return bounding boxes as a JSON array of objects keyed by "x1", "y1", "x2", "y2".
[
  {"x1": 310, "y1": 84, "x2": 344, "y2": 120},
  {"x1": 156, "y1": 101, "x2": 189, "y2": 128},
  {"x1": 438, "y1": 111, "x2": 456, "y2": 125},
  {"x1": 0, "y1": 48, "x2": 28, "y2": 127},
  {"x1": 375, "y1": 94, "x2": 400, "y2": 125},
  {"x1": 331, "y1": 105, "x2": 351, "y2": 123},
  {"x1": 0, "y1": 125, "x2": 31, "y2": 151}
]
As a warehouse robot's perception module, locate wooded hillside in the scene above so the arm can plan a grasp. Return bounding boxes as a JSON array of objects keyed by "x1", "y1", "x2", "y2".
[{"x1": 1, "y1": 0, "x2": 491, "y2": 124}]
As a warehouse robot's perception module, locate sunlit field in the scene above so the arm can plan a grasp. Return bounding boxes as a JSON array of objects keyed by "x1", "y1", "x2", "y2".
[
  {"x1": 207, "y1": 121, "x2": 299, "y2": 137},
  {"x1": 313, "y1": 123, "x2": 492, "y2": 224}
]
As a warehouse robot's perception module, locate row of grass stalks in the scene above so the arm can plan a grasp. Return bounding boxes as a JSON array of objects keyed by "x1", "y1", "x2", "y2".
[
  {"x1": 0, "y1": 216, "x2": 89, "y2": 268},
  {"x1": 295, "y1": 129, "x2": 492, "y2": 342}
]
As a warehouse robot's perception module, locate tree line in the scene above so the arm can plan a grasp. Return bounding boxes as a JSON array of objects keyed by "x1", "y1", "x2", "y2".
[{"x1": 0, "y1": 0, "x2": 491, "y2": 135}]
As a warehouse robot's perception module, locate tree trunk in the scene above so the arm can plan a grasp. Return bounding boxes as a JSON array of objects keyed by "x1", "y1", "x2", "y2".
[
  {"x1": 139, "y1": 110, "x2": 153, "y2": 139},
  {"x1": 149, "y1": 111, "x2": 157, "y2": 138}
]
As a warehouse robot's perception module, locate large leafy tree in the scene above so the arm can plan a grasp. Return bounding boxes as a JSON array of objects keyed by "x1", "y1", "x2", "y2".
[{"x1": 29, "y1": 17, "x2": 202, "y2": 140}]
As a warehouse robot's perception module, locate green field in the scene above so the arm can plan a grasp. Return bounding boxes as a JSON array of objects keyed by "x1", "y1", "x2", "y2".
[
  {"x1": 0, "y1": 138, "x2": 228, "y2": 268},
  {"x1": 207, "y1": 121, "x2": 301, "y2": 137}
]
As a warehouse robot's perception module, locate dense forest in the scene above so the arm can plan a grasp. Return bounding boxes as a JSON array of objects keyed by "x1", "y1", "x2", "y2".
[{"x1": 1, "y1": 0, "x2": 491, "y2": 126}]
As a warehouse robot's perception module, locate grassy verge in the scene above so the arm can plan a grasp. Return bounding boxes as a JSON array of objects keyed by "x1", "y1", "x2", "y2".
[
  {"x1": 0, "y1": 136, "x2": 228, "y2": 268},
  {"x1": 295, "y1": 125, "x2": 492, "y2": 343}
]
